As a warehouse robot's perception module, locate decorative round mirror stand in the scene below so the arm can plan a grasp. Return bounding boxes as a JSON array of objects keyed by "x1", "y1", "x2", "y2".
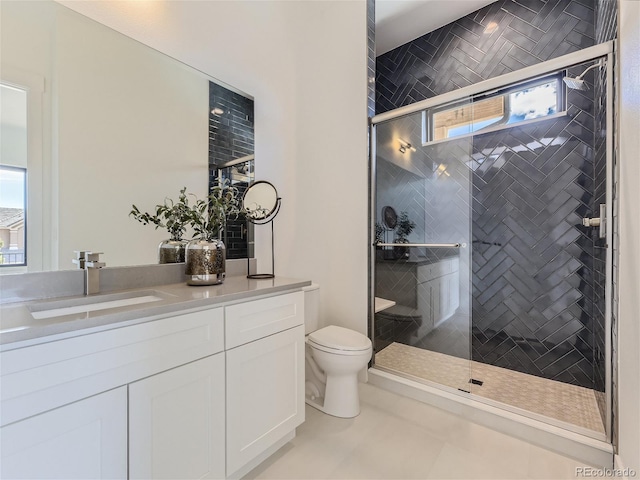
[{"x1": 242, "y1": 181, "x2": 281, "y2": 279}]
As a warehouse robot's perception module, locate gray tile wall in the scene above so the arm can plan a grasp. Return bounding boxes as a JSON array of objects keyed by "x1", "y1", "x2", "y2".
[
  {"x1": 367, "y1": 0, "x2": 376, "y2": 119},
  {"x1": 374, "y1": 0, "x2": 613, "y2": 390},
  {"x1": 470, "y1": 80, "x2": 597, "y2": 388},
  {"x1": 376, "y1": 0, "x2": 595, "y2": 115},
  {"x1": 208, "y1": 82, "x2": 255, "y2": 259},
  {"x1": 208, "y1": 82, "x2": 254, "y2": 168}
]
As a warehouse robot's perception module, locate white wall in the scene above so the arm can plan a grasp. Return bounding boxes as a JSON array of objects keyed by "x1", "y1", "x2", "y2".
[
  {"x1": 285, "y1": 1, "x2": 369, "y2": 334},
  {"x1": 58, "y1": 0, "x2": 370, "y2": 335},
  {"x1": 1, "y1": 2, "x2": 211, "y2": 269},
  {"x1": 55, "y1": 8, "x2": 208, "y2": 268},
  {"x1": 56, "y1": 0, "x2": 298, "y2": 273},
  {"x1": 617, "y1": 0, "x2": 640, "y2": 473},
  {"x1": 0, "y1": 86, "x2": 28, "y2": 168},
  {"x1": 1, "y1": 1, "x2": 54, "y2": 271}
]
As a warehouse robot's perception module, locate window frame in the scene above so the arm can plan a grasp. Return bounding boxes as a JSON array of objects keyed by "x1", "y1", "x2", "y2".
[
  {"x1": 422, "y1": 72, "x2": 567, "y2": 146},
  {"x1": 1, "y1": 71, "x2": 47, "y2": 273},
  {"x1": 0, "y1": 165, "x2": 27, "y2": 267}
]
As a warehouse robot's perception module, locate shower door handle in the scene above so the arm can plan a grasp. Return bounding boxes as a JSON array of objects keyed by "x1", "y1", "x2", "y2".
[
  {"x1": 582, "y1": 204, "x2": 606, "y2": 239},
  {"x1": 375, "y1": 242, "x2": 462, "y2": 248}
]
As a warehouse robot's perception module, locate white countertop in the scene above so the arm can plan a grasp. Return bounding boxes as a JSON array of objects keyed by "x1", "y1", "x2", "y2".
[
  {"x1": 374, "y1": 297, "x2": 396, "y2": 313},
  {"x1": 0, "y1": 276, "x2": 310, "y2": 350}
]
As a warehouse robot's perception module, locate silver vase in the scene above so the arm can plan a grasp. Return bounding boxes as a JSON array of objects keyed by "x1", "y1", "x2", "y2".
[
  {"x1": 158, "y1": 239, "x2": 187, "y2": 264},
  {"x1": 185, "y1": 239, "x2": 226, "y2": 285}
]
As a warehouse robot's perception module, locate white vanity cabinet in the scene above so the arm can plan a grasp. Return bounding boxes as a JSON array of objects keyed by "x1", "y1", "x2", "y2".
[
  {"x1": 417, "y1": 257, "x2": 460, "y2": 332},
  {"x1": 0, "y1": 288, "x2": 306, "y2": 480},
  {"x1": 0, "y1": 387, "x2": 127, "y2": 479},
  {"x1": 129, "y1": 353, "x2": 226, "y2": 480},
  {"x1": 225, "y1": 292, "x2": 305, "y2": 478}
]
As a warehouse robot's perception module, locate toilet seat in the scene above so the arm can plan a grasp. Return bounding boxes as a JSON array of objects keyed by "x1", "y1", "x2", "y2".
[{"x1": 307, "y1": 325, "x2": 371, "y2": 355}]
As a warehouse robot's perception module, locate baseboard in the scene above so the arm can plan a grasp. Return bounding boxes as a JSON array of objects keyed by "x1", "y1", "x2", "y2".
[
  {"x1": 614, "y1": 455, "x2": 637, "y2": 480},
  {"x1": 227, "y1": 430, "x2": 295, "y2": 480},
  {"x1": 369, "y1": 368, "x2": 614, "y2": 469}
]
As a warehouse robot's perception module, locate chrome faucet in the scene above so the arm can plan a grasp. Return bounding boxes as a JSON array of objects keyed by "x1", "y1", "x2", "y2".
[{"x1": 73, "y1": 251, "x2": 106, "y2": 295}]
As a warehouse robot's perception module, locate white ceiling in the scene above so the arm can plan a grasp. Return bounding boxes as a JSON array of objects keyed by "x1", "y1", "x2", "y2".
[{"x1": 376, "y1": 0, "x2": 498, "y2": 55}]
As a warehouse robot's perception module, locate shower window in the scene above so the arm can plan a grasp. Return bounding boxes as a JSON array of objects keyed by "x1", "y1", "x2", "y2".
[{"x1": 424, "y1": 73, "x2": 565, "y2": 144}]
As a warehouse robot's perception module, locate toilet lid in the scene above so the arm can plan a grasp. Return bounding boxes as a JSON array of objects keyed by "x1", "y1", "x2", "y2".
[{"x1": 308, "y1": 325, "x2": 371, "y2": 352}]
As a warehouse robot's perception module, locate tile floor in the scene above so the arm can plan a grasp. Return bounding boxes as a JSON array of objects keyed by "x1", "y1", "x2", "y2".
[
  {"x1": 243, "y1": 383, "x2": 595, "y2": 480},
  {"x1": 375, "y1": 342, "x2": 605, "y2": 434}
]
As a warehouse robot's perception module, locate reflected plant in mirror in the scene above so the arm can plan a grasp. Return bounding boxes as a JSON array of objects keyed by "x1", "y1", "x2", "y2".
[
  {"x1": 395, "y1": 211, "x2": 416, "y2": 242},
  {"x1": 188, "y1": 180, "x2": 242, "y2": 242},
  {"x1": 375, "y1": 222, "x2": 384, "y2": 246},
  {"x1": 129, "y1": 188, "x2": 194, "y2": 264},
  {"x1": 393, "y1": 211, "x2": 416, "y2": 260},
  {"x1": 184, "y1": 179, "x2": 242, "y2": 286},
  {"x1": 241, "y1": 181, "x2": 279, "y2": 222}
]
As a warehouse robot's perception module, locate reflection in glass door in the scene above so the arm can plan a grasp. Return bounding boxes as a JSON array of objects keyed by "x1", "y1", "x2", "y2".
[{"x1": 371, "y1": 106, "x2": 473, "y2": 394}]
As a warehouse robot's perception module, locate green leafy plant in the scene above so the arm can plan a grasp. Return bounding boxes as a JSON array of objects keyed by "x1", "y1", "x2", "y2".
[
  {"x1": 395, "y1": 211, "x2": 416, "y2": 242},
  {"x1": 187, "y1": 179, "x2": 242, "y2": 241},
  {"x1": 129, "y1": 187, "x2": 193, "y2": 241},
  {"x1": 375, "y1": 222, "x2": 385, "y2": 245}
]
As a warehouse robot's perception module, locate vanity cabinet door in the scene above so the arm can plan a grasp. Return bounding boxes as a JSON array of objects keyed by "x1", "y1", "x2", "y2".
[
  {"x1": 226, "y1": 325, "x2": 305, "y2": 477},
  {"x1": 0, "y1": 387, "x2": 127, "y2": 479},
  {"x1": 438, "y1": 270, "x2": 460, "y2": 323},
  {"x1": 129, "y1": 353, "x2": 225, "y2": 480},
  {"x1": 417, "y1": 278, "x2": 440, "y2": 332}
]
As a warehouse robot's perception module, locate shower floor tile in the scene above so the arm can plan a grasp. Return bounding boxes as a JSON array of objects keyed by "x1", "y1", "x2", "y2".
[{"x1": 375, "y1": 342, "x2": 606, "y2": 435}]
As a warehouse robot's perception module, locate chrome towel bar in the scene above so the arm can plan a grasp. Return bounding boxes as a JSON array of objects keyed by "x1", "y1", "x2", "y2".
[{"x1": 375, "y1": 242, "x2": 462, "y2": 248}]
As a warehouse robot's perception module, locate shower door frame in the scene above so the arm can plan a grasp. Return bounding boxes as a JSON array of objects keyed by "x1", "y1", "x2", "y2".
[{"x1": 369, "y1": 41, "x2": 615, "y2": 443}]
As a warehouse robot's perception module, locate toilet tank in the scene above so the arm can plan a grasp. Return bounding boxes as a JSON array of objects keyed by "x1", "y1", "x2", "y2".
[{"x1": 302, "y1": 283, "x2": 320, "y2": 334}]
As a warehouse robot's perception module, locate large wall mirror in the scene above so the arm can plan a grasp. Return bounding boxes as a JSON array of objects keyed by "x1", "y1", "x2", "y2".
[{"x1": 0, "y1": 0, "x2": 254, "y2": 273}]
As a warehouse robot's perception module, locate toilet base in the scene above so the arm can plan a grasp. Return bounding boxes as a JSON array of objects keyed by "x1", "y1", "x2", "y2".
[
  {"x1": 305, "y1": 396, "x2": 360, "y2": 419},
  {"x1": 324, "y1": 374, "x2": 361, "y2": 418},
  {"x1": 304, "y1": 375, "x2": 361, "y2": 418}
]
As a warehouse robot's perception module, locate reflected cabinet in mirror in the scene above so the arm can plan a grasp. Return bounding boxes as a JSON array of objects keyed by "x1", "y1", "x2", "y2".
[{"x1": 0, "y1": 0, "x2": 254, "y2": 273}]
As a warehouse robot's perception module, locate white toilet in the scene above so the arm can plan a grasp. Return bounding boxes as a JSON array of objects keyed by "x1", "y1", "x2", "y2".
[{"x1": 303, "y1": 284, "x2": 372, "y2": 418}]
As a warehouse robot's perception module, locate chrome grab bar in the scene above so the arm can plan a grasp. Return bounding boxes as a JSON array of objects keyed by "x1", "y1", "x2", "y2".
[{"x1": 375, "y1": 242, "x2": 462, "y2": 248}]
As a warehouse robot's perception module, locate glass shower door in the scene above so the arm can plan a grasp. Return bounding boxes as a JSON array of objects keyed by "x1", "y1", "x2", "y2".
[{"x1": 371, "y1": 106, "x2": 473, "y2": 394}]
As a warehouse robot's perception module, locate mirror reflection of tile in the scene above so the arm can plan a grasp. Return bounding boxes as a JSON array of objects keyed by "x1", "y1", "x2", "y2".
[{"x1": 208, "y1": 82, "x2": 255, "y2": 259}]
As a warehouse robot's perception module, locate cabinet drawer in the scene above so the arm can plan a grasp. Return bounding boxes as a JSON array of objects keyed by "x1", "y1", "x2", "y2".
[
  {"x1": 418, "y1": 263, "x2": 444, "y2": 282},
  {"x1": 225, "y1": 292, "x2": 304, "y2": 349},
  {"x1": 0, "y1": 307, "x2": 224, "y2": 426},
  {"x1": 417, "y1": 257, "x2": 460, "y2": 283}
]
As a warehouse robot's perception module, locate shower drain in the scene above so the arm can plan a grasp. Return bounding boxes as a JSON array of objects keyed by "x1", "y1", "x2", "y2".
[{"x1": 469, "y1": 378, "x2": 484, "y2": 386}]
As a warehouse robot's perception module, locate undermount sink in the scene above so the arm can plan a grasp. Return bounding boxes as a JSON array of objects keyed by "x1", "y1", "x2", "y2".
[{"x1": 28, "y1": 290, "x2": 167, "y2": 320}]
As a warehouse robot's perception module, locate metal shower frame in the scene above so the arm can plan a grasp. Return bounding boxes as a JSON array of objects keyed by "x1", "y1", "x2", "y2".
[{"x1": 368, "y1": 41, "x2": 615, "y2": 442}]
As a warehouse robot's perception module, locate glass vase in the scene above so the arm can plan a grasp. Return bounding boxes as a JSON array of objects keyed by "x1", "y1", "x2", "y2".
[
  {"x1": 185, "y1": 238, "x2": 226, "y2": 285},
  {"x1": 158, "y1": 239, "x2": 187, "y2": 264}
]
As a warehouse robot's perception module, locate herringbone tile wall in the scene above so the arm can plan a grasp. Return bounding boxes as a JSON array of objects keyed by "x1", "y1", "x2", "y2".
[
  {"x1": 373, "y1": 0, "x2": 614, "y2": 391},
  {"x1": 375, "y1": 94, "x2": 600, "y2": 389},
  {"x1": 367, "y1": 0, "x2": 376, "y2": 118},
  {"x1": 376, "y1": 0, "x2": 595, "y2": 115},
  {"x1": 470, "y1": 78, "x2": 597, "y2": 388}
]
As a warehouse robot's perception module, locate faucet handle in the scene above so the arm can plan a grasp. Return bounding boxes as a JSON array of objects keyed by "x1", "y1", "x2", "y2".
[
  {"x1": 85, "y1": 252, "x2": 104, "y2": 262},
  {"x1": 72, "y1": 258, "x2": 85, "y2": 269},
  {"x1": 85, "y1": 261, "x2": 106, "y2": 269}
]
